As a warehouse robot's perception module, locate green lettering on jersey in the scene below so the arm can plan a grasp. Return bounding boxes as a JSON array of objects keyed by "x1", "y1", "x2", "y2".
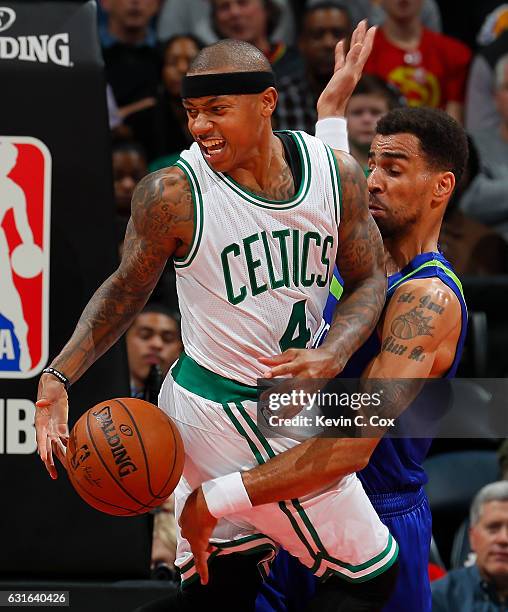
[
  {"x1": 292, "y1": 229, "x2": 300, "y2": 287},
  {"x1": 243, "y1": 233, "x2": 268, "y2": 296},
  {"x1": 301, "y1": 232, "x2": 321, "y2": 287},
  {"x1": 272, "y1": 229, "x2": 291, "y2": 288},
  {"x1": 317, "y1": 235, "x2": 334, "y2": 287},
  {"x1": 221, "y1": 243, "x2": 247, "y2": 305}
]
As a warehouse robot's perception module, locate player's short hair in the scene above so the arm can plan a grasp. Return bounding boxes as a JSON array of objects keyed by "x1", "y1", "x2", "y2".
[
  {"x1": 188, "y1": 39, "x2": 273, "y2": 75},
  {"x1": 376, "y1": 107, "x2": 469, "y2": 185},
  {"x1": 470, "y1": 481, "x2": 508, "y2": 525},
  {"x1": 351, "y1": 75, "x2": 403, "y2": 111}
]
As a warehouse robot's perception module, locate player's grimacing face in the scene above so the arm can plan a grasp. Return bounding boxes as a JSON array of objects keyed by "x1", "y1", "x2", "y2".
[
  {"x1": 367, "y1": 133, "x2": 433, "y2": 238},
  {"x1": 183, "y1": 92, "x2": 272, "y2": 172}
]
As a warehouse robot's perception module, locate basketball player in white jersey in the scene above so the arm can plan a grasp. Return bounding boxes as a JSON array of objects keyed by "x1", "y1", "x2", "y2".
[{"x1": 36, "y1": 29, "x2": 398, "y2": 610}]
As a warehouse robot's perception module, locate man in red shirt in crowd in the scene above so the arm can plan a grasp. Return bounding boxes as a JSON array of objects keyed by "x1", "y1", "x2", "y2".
[{"x1": 364, "y1": 0, "x2": 471, "y2": 123}]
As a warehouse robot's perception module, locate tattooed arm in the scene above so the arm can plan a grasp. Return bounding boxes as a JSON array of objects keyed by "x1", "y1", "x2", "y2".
[
  {"x1": 320, "y1": 152, "x2": 386, "y2": 369},
  {"x1": 35, "y1": 166, "x2": 194, "y2": 478},
  {"x1": 260, "y1": 152, "x2": 385, "y2": 379},
  {"x1": 364, "y1": 278, "x2": 462, "y2": 379},
  {"x1": 224, "y1": 281, "x2": 462, "y2": 505}
]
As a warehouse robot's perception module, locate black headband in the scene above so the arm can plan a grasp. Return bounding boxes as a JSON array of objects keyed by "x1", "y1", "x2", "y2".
[{"x1": 181, "y1": 71, "x2": 276, "y2": 98}]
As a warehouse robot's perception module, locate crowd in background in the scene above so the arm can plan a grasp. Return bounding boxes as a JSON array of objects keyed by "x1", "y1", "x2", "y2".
[{"x1": 104, "y1": 0, "x2": 508, "y2": 601}]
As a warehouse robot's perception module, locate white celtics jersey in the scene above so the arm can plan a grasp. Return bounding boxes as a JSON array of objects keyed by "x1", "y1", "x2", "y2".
[{"x1": 174, "y1": 131, "x2": 341, "y2": 386}]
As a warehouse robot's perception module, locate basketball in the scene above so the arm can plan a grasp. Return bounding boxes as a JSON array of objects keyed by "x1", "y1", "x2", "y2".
[{"x1": 65, "y1": 398, "x2": 184, "y2": 516}]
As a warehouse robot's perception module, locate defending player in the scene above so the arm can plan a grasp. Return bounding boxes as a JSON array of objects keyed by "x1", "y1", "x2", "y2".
[
  {"x1": 35, "y1": 29, "x2": 399, "y2": 610},
  {"x1": 246, "y1": 104, "x2": 468, "y2": 612}
]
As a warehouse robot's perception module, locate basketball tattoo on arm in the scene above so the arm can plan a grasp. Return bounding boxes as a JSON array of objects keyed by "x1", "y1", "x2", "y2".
[
  {"x1": 51, "y1": 167, "x2": 194, "y2": 383},
  {"x1": 321, "y1": 152, "x2": 386, "y2": 368},
  {"x1": 375, "y1": 280, "x2": 460, "y2": 372}
]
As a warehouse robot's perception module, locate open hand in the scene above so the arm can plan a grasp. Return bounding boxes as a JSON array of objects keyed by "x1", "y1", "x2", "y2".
[
  {"x1": 317, "y1": 20, "x2": 377, "y2": 119},
  {"x1": 179, "y1": 487, "x2": 218, "y2": 586},
  {"x1": 259, "y1": 346, "x2": 343, "y2": 380},
  {"x1": 35, "y1": 374, "x2": 69, "y2": 479}
]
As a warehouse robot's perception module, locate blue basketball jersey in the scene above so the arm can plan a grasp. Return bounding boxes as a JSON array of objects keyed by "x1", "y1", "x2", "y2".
[
  {"x1": 320, "y1": 252, "x2": 467, "y2": 494},
  {"x1": 255, "y1": 253, "x2": 467, "y2": 612}
]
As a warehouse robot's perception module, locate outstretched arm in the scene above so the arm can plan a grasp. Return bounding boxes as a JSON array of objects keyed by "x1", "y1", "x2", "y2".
[{"x1": 35, "y1": 166, "x2": 194, "y2": 478}]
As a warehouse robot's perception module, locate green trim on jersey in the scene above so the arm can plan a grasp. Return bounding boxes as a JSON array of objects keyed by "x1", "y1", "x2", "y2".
[
  {"x1": 214, "y1": 131, "x2": 312, "y2": 210},
  {"x1": 172, "y1": 354, "x2": 398, "y2": 583},
  {"x1": 390, "y1": 259, "x2": 464, "y2": 298},
  {"x1": 330, "y1": 273, "x2": 344, "y2": 301},
  {"x1": 179, "y1": 534, "x2": 277, "y2": 588},
  {"x1": 173, "y1": 157, "x2": 204, "y2": 268},
  {"x1": 222, "y1": 399, "x2": 398, "y2": 582},
  {"x1": 324, "y1": 145, "x2": 343, "y2": 222},
  {"x1": 171, "y1": 351, "x2": 258, "y2": 402}
]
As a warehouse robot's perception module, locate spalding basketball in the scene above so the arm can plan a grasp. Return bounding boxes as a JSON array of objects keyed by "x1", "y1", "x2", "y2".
[{"x1": 66, "y1": 398, "x2": 184, "y2": 516}]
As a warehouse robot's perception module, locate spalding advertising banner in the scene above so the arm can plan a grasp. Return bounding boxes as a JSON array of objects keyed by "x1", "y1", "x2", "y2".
[
  {"x1": 0, "y1": 137, "x2": 51, "y2": 378},
  {"x1": 0, "y1": 2, "x2": 151, "y2": 580}
]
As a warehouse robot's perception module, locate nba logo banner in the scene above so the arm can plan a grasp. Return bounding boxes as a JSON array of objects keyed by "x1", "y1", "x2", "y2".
[{"x1": 0, "y1": 137, "x2": 51, "y2": 379}]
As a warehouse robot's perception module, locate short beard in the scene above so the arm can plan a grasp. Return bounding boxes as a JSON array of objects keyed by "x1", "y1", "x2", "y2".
[{"x1": 376, "y1": 213, "x2": 419, "y2": 240}]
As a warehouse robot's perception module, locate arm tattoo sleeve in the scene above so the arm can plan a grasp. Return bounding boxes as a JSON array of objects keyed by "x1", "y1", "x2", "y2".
[
  {"x1": 51, "y1": 167, "x2": 193, "y2": 383},
  {"x1": 321, "y1": 152, "x2": 386, "y2": 368}
]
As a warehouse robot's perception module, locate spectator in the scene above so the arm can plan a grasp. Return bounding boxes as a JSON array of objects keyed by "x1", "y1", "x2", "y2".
[
  {"x1": 307, "y1": 0, "x2": 442, "y2": 32},
  {"x1": 363, "y1": 0, "x2": 471, "y2": 123},
  {"x1": 345, "y1": 75, "x2": 401, "y2": 170},
  {"x1": 157, "y1": 0, "x2": 296, "y2": 47},
  {"x1": 369, "y1": 0, "x2": 442, "y2": 31},
  {"x1": 465, "y1": 31, "x2": 508, "y2": 133},
  {"x1": 211, "y1": 0, "x2": 302, "y2": 80},
  {"x1": 150, "y1": 35, "x2": 203, "y2": 172},
  {"x1": 461, "y1": 54, "x2": 508, "y2": 240},
  {"x1": 274, "y1": 2, "x2": 352, "y2": 133},
  {"x1": 101, "y1": 0, "x2": 165, "y2": 161},
  {"x1": 440, "y1": 137, "x2": 508, "y2": 275},
  {"x1": 432, "y1": 481, "x2": 508, "y2": 610},
  {"x1": 112, "y1": 140, "x2": 148, "y2": 218},
  {"x1": 126, "y1": 303, "x2": 182, "y2": 400}
]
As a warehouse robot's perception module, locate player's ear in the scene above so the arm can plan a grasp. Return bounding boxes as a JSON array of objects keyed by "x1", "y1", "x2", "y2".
[
  {"x1": 260, "y1": 87, "x2": 278, "y2": 117},
  {"x1": 432, "y1": 171, "x2": 455, "y2": 204}
]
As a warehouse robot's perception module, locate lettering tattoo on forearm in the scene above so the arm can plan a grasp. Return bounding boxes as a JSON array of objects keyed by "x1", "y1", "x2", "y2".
[{"x1": 52, "y1": 167, "x2": 194, "y2": 382}]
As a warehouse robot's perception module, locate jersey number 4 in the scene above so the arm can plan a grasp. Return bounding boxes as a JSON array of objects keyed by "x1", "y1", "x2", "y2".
[{"x1": 279, "y1": 300, "x2": 311, "y2": 351}]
